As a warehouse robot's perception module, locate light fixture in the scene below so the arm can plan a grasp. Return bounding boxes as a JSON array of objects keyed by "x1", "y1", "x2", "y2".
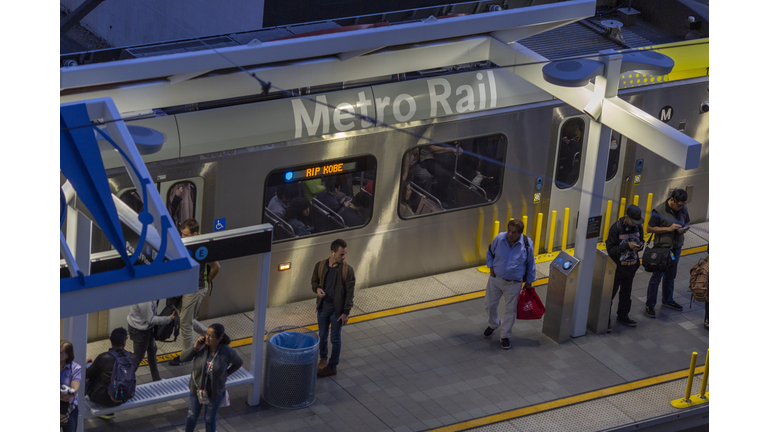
[
  {"x1": 96, "y1": 125, "x2": 166, "y2": 155},
  {"x1": 278, "y1": 263, "x2": 291, "y2": 271}
]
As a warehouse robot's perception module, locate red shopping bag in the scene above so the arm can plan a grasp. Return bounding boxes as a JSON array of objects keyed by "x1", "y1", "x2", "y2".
[{"x1": 517, "y1": 288, "x2": 545, "y2": 320}]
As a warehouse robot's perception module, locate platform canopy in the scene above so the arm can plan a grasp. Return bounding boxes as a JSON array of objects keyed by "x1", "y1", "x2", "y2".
[{"x1": 60, "y1": 0, "x2": 700, "y2": 169}]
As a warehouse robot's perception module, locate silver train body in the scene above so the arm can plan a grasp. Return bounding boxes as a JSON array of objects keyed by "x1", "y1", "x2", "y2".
[{"x1": 85, "y1": 76, "x2": 709, "y2": 339}]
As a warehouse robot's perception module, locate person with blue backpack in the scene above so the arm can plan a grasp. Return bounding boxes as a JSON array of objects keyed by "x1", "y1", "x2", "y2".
[{"x1": 84, "y1": 328, "x2": 137, "y2": 419}]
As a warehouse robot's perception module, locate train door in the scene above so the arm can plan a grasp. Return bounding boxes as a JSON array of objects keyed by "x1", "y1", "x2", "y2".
[
  {"x1": 105, "y1": 177, "x2": 205, "y2": 335},
  {"x1": 600, "y1": 132, "x2": 627, "y2": 235},
  {"x1": 546, "y1": 119, "x2": 627, "y2": 251},
  {"x1": 547, "y1": 116, "x2": 588, "y2": 251}
]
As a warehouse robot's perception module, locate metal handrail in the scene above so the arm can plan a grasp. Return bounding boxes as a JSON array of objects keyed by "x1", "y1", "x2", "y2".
[
  {"x1": 453, "y1": 171, "x2": 490, "y2": 201},
  {"x1": 311, "y1": 198, "x2": 346, "y2": 228},
  {"x1": 265, "y1": 207, "x2": 296, "y2": 237},
  {"x1": 410, "y1": 182, "x2": 443, "y2": 210}
]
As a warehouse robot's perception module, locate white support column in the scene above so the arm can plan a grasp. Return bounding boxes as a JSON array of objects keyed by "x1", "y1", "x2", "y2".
[
  {"x1": 248, "y1": 251, "x2": 271, "y2": 406},
  {"x1": 571, "y1": 51, "x2": 623, "y2": 337},
  {"x1": 62, "y1": 206, "x2": 91, "y2": 431}
]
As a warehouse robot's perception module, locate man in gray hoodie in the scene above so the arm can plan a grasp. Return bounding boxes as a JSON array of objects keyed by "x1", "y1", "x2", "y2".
[{"x1": 127, "y1": 300, "x2": 177, "y2": 382}]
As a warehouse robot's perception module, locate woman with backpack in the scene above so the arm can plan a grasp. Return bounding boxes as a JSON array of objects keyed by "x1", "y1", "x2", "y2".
[
  {"x1": 180, "y1": 323, "x2": 243, "y2": 432},
  {"x1": 60, "y1": 340, "x2": 82, "y2": 432}
]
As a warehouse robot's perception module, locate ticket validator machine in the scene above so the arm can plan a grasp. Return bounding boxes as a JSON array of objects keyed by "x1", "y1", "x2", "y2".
[
  {"x1": 543, "y1": 250, "x2": 580, "y2": 343},
  {"x1": 587, "y1": 249, "x2": 616, "y2": 334}
]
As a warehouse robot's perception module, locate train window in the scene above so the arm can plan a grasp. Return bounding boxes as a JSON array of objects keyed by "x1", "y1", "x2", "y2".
[
  {"x1": 606, "y1": 133, "x2": 621, "y2": 181},
  {"x1": 555, "y1": 118, "x2": 585, "y2": 189},
  {"x1": 399, "y1": 134, "x2": 507, "y2": 218},
  {"x1": 262, "y1": 155, "x2": 377, "y2": 241},
  {"x1": 167, "y1": 182, "x2": 197, "y2": 229},
  {"x1": 118, "y1": 189, "x2": 144, "y2": 213}
]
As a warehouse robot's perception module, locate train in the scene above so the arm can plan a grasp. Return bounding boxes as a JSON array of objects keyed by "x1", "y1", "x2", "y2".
[{"x1": 60, "y1": 17, "x2": 709, "y2": 342}]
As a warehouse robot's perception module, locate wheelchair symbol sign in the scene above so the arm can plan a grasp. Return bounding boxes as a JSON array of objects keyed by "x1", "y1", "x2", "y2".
[
  {"x1": 214, "y1": 218, "x2": 226, "y2": 232},
  {"x1": 195, "y1": 247, "x2": 209, "y2": 261}
]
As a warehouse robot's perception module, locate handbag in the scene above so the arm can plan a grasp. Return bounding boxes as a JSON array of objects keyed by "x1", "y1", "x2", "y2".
[
  {"x1": 641, "y1": 234, "x2": 675, "y2": 273},
  {"x1": 517, "y1": 288, "x2": 545, "y2": 320}
]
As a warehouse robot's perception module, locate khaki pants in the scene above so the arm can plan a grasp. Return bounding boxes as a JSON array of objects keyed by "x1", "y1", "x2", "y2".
[
  {"x1": 180, "y1": 288, "x2": 209, "y2": 351},
  {"x1": 484, "y1": 276, "x2": 522, "y2": 340}
]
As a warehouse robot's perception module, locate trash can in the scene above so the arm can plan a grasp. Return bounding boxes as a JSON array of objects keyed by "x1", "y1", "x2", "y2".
[
  {"x1": 587, "y1": 249, "x2": 616, "y2": 335},
  {"x1": 263, "y1": 325, "x2": 319, "y2": 409}
]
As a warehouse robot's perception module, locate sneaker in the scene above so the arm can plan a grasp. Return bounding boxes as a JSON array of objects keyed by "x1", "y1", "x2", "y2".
[
  {"x1": 317, "y1": 367, "x2": 337, "y2": 378},
  {"x1": 501, "y1": 338, "x2": 511, "y2": 350},
  {"x1": 607, "y1": 323, "x2": 612, "y2": 333},
  {"x1": 662, "y1": 301, "x2": 683, "y2": 311},
  {"x1": 483, "y1": 326, "x2": 495, "y2": 338},
  {"x1": 645, "y1": 306, "x2": 656, "y2": 318},
  {"x1": 318, "y1": 359, "x2": 328, "y2": 370},
  {"x1": 616, "y1": 316, "x2": 637, "y2": 327},
  {"x1": 98, "y1": 414, "x2": 115, "y2": 420}
]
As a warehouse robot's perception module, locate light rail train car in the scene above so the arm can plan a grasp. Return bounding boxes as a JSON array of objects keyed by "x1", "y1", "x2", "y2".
[{"x1": 60, "y1": 10, "x2": 709, "y2": 341}]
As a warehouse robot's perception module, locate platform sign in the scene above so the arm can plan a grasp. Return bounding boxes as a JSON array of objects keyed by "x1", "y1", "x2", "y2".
[
  {"x1": 586, "y1": 215, "x2": 602, "y2": 239},
  {"x1": 214, "y1": 218, "x2": 226, "y2": 231}
]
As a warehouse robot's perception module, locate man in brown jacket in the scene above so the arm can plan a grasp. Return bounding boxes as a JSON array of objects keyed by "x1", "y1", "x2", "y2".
[{"x1": 312, "y1": 238, "x2": 356, "y2": 377}]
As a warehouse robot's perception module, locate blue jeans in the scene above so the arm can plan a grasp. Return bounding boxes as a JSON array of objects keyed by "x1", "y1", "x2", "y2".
[
  {"x1": 317, "y1": 308, "x2": 342, "y2": 369},
  {"x1": 185, "y1": 392, "x2": 225, "y2": 432},
  {"x1": 61, "y1": 405, "x2": 78, "y2": 432},
  {"x1": 646, "y1": 247, "x2": 682, "y2": 308}
]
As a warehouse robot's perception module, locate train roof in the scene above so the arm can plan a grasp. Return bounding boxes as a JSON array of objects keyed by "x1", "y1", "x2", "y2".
[{"x1": 60, "y1": 0, "x2": 708, "y2": 92}]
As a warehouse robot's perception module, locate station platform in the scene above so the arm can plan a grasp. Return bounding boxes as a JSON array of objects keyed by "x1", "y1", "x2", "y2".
[{"x1": 82, "y1": 225, "x2": 709, "y2": 432}]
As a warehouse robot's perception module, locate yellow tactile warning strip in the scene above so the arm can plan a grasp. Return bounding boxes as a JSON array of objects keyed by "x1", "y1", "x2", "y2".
[
  {"x1": 426, "y1": 366, "x2": 707, "y2": 432},
  {"x1": 145, "y1": 246, "x2": 707, "y2": 366}
]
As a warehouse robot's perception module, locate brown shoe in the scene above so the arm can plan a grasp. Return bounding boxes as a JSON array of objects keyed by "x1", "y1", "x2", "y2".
[
  {"x1": 318, "y1": 359, "x2": 328, "y2": 370},
  {"x1": 317, "y1": 366, "x2": 337, "y2": 378}
]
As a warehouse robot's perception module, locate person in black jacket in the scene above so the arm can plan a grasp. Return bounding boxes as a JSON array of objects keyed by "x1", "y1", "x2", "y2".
[
  {"x1": 180, "y1": 323, "x2": 242, "y2": 432},
  {"x1": 85, "y1": 328, "x2": 136, "y2": 417},
  {"x1": 605, "y1": 205, "x2": 645, "y2": 331},
  {"x1": 312, "y1": 238, "x2": 356, "y2": 377}
]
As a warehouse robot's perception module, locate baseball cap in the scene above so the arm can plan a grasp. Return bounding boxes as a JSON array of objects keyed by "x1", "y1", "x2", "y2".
[{"x1": 625, "y1": 205, "x2": 644, "y2": 225}]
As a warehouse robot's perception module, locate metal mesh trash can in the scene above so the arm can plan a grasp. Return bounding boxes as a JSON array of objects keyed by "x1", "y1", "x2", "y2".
[{"x1": 263, "y1": 325, "x2": 319, "y2": 409}]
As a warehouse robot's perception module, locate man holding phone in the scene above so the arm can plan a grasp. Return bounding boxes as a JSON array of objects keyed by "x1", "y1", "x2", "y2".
[
  {"x1": 605, "y1": 205, "x2": 646, "y2": 331},
  {"x1": 645, "y1": 189, "x2": 690, "y2": 318}
]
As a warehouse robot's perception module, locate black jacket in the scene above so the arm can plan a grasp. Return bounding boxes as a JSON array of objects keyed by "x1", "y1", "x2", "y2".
[
  {"x1": 179, "y1": 344, "x2": 243, "y2": 399},
  {"x1": 85, "y1": 348, "x2": 137, "y2": 407},
  {"x1": 606, "y1": 218, "x2": 644, "y2": 275},
  {"x1": 649, "y1": 201, "x2": 690, "y2": 249},
  {"x1": 312, "y1": 259, "x2": 355, "y2": 316}
]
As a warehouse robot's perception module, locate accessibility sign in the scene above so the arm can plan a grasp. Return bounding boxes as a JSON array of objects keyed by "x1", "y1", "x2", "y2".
[{"x1": 214, "y1": 218, "x2": 226, "y2": 231}]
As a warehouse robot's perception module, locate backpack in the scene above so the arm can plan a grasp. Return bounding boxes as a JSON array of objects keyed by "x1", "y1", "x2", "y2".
[
  {"x1": 154, "y1": 303, "x2": 180, "y2": 343},
  {"x1": 487, "y1": 234, "x2": 532, "y2": 282},
  {"x1": 317, "y1": 260, "x2": 348, "y2": 287},
  {"x1": 688, "y1": 256, "x2": 709, "y2": 307},
  {"x1": 107, "y1": 348, "x2": 136, "y2": 403}
]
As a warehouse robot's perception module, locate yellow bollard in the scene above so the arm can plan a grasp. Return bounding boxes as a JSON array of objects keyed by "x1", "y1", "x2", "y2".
[
  {"x1": 478, "y1": 220, "x2": 500, "y2": 273},
  {"x1": 533, "y1": 212, "x2": 543, "y2": 256},
  {"x1": 522, "y1": 215, "x2": 528, "y2": 235},
  {"x1": 547, "y1": 211, "x2": 556, "y2": 254},
  {"x1": 633, "y1": 195, "x2": 639, "y2": 206},
  {"x1": 602, "y1": 200, "x2": 613, "y2": 242},
  {"x1": 691, "y1": 349, "x2": 710, "y2": 404},
  {"x1": 644, "y1": 193, "x2": 653, "y2": 234},
  {"x1": 561, "y1": 208, "x2": 570, "y2": 251},
  {"x1": 671, "y1": 352, "x2": 698, "y2": 408},
  {"x1": 618, "y1": 198, "x2": 626, "y2": 218}
]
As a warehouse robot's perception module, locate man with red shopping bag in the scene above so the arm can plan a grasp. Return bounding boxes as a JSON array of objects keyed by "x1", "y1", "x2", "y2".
[{"x1": 483, "y1": 220, "x2": 537, "y2": 350}]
